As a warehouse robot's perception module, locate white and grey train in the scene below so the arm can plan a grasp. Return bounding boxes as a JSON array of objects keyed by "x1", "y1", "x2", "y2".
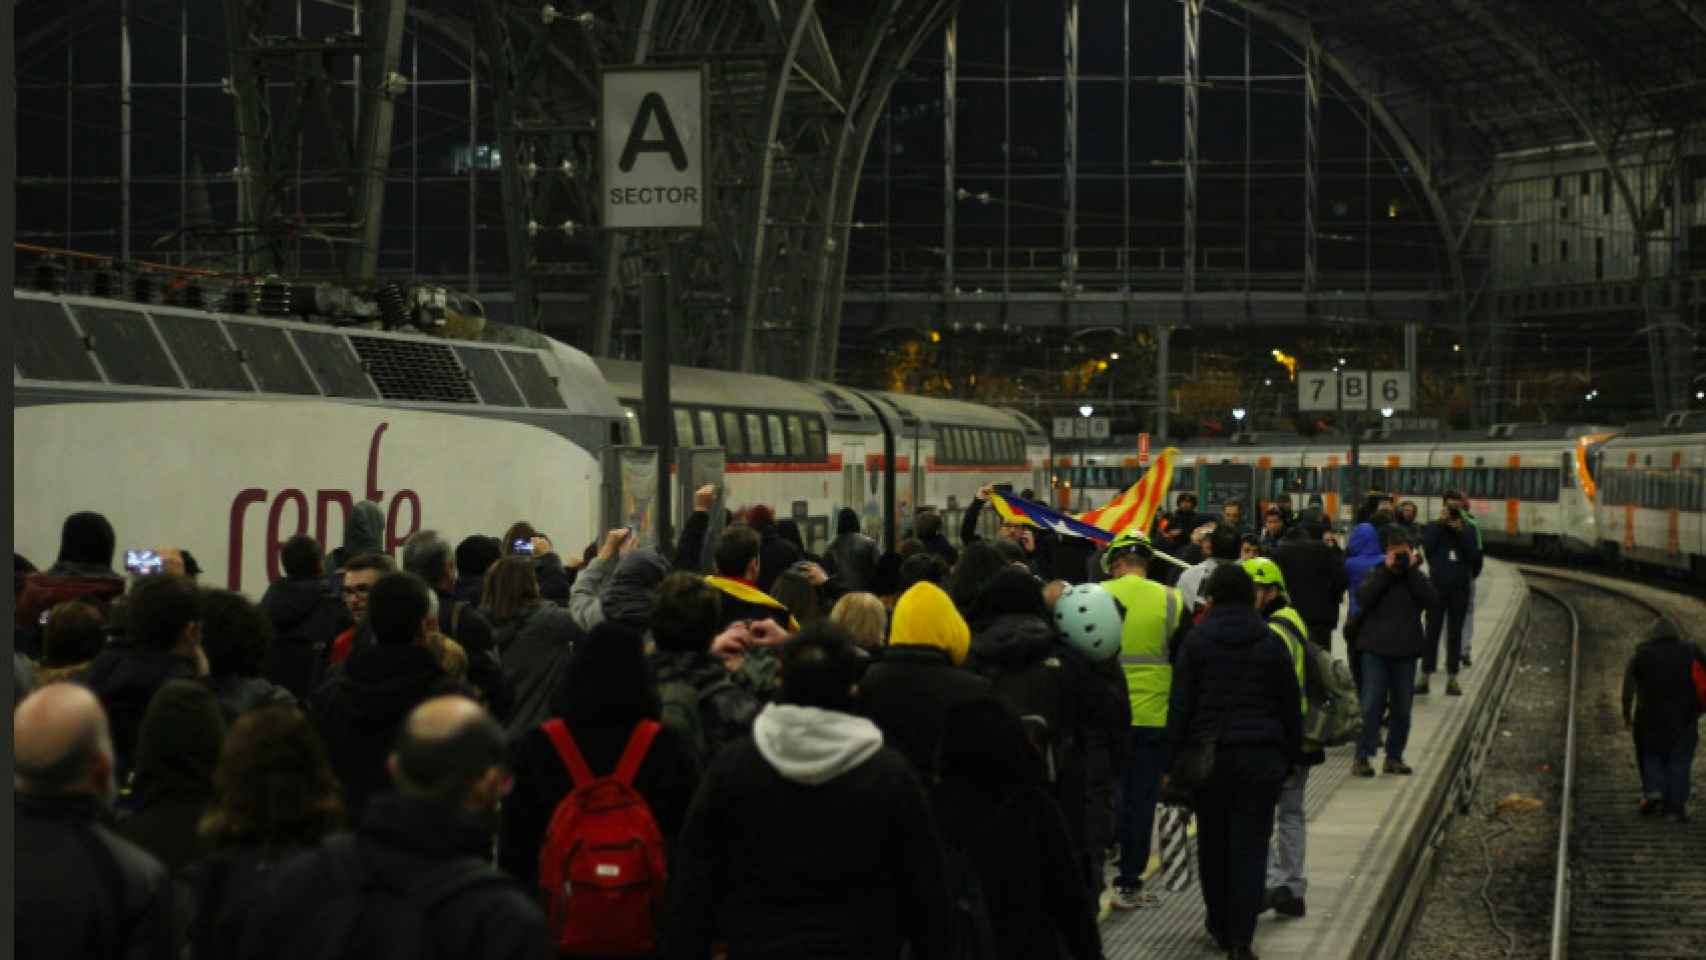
[{"x1": 12, "y1": 290, "x2": 1047, "y2": 599}]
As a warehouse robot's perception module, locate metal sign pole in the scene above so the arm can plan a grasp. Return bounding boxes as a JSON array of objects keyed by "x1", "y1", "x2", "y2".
[{"x1": 641, "y1": 272, "x2": 672, "y2": 551}]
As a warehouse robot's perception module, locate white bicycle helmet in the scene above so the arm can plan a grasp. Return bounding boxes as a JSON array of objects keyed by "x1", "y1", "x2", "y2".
[{"x1": 1053, "y1": 583, "x2": 1126, "y2": 661}]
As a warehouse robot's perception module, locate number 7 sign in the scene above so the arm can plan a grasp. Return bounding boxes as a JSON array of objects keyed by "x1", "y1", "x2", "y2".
[{"x1": 1298, "y1": 372, "x2": 1337, "y2": 411}]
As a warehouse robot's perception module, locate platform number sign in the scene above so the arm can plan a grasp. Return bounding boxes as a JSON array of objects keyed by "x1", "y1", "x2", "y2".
[
  {"x1": 1298, "y1": 369, "x2": 1411, "y2": 412},
  {"x1": 1299, "y1": 372, "x2": 1338, "y2": 412},
  {"x1": 601, "y1": 66, "x2": 708, "y2": 229},
  {"x1": 1372, "y1": 370, "x2": 1412, "y2": 411}
]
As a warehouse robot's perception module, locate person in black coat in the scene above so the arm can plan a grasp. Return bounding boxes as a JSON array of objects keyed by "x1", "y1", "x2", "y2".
[
  {"x1": 192, "y1": 704, "x2": 348, "y2": 960},
  {"x1": 1419, "y1": 506, "x2": 1482, "y2": 695},
  {"x1": 858, "y1": 581, "x2": 998, "y2": 781},
  {"x1": 118, "y1": 680, "x2": 226, "y2": 879},
  {"x1": 1270, "y1": 518, "x2": 1348, "y2": 653},
  {"x1": 309, "y1": 573, "x2": 466, "y2": 823},
  {"x1": 236, "y1": 696, "x2": 551, "y2": 960},
  {"x1": 665, "y1": 623, "x2": 952, "y2": 960},
  {"x1": 260, "y1": 535, "x2": 350, "y2": 701},
  {"x1": 743, "y1": 505, "x2": 803, "y2": 595},
  {"x1": 405, "y1": 530, "x2": 513, "y2": 723},
  {"x1": 823, "y1": 507, "x2": 880, "y2": 592},
  {"x1": 200, "y1": 589, "x2": 298, "y2": 721},
  {"x1": 1166, "y1": 565, "x2": 1302, "y2": 960},
  {"x1": 935, "y1": 699, "x2": 1103, "y2": 960},
  {"x1": 1352, "y1": 526, "x2": 1439, "y2": 778},
  {"x1": 85, "y1": 573, "x2": 207, "y2": 776},
  {"x1": 912, "y1": 510, "x2": 960, "y2": 569},
  {"x1": 501, "y1": 622, "x2": 701, "y2": 888},
  {"x1": 1621, "y1": 619, "x2": 1706, "y2": 820},
  {"x1": 453, "y1": 535, "x2": 504, "y2": 607}
]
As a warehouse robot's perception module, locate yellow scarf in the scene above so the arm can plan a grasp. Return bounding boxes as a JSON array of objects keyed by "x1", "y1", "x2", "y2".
[{"x1": 704, "y1": 576, "x2": 801, "y2": 632}]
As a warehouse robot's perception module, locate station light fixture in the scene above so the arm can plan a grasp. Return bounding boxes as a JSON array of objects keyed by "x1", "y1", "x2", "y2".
[
  {"x1": 1109, "y1": 352, "x2": 1120, "y2": 360},
  {"x1": 1696, "y1": 390, "x2": 1704, "y2": 401},
  {"x1": 1096, "y1": 360, "x2": 1109, "y2": 372},
  {"x1": 1079, "y1": 405, "x2": 1094, "y2": 418},
  {"x1": 1381, "y1": 407, "x2": 1394, "y2": 418},
  {"x1": 1232, "y1": 408, "x2": 1247, "y2": 421},
  {"x1": 928, "y1": 330, "x2": 941, "y2": 343},
  {"x1": 1452, "y1": 343, "x2": 1462, "y2": 352}
]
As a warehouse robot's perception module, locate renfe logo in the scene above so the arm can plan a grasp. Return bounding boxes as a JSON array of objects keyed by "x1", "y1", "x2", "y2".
[{"x1": 225, "y1": 423, "x2": 421, "y2": 589}]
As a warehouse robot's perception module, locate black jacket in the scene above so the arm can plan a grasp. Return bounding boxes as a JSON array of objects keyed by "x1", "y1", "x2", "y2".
[
  {"x1": 206, "y1": 673, "x2": 297, "y2": 722},
  {"x1": 754, "y1": 529, "x2": 803, "y2": 595},
  {"x1": 309, "y1": 643, "x2": 462, "y2": 822},
  {"x1": 533, "y1": 554, "x2": 573, "y2": 604},
  {"x1": 259, "y1": 577, "x2": 349, "y2": 701},
  {"x1": 17, "y1": 792, "x2": 179, "y2": 960},
  {"x1": 84, "y1": 644, "x2": 200, "y2": 772},
  {"x1": 1421, "y1": 521, "x2": 1482, "y2": 593},
  {"x1": 857, "y1": 646, "x2": 998, "y2": 780},
  {"x1": 487, "y1": 604, "x2": 582, "y2": 738},
  {"x1": 1353, "y1": 564, "x2": 1440, "y2": 659},
  {"x1": 500, "y1": 719, "x2": 701, "y2": 884},
  {"x1": 452, "y1": 574, "x2": 487, "y2": 608},
  {"x1": 1271, "y1": 535, "x2": 1349, "y2": 636},
  {"x1": 1622, "y1": 635, "x2": 1706, "y2": 749},
  {"x1": 436, "y1": 589, "x2": 513, "y2": 724},
  {"x1": 236, "y1": 794, "x2": 551, "y2": 960},
  {"x1": 191, "y1": 845, "x2": 316, "y2": 960},
  {"x1": 1166, "y1": 605, "x2": 1303, "y2": 762},
  {"x1": 650, "y1": 649, "x2": 764, "y2": 760},
  {"x1": 920, "y1": 532, "x2": 960, "y2": 570},
  {"x1": 672, "y1": 511, "x2": 712, "y2": 574},
  {"x1": 823, "y1": 532, "x2": 880, "y2": 592},
  {"x1": 932, "y1": 781, "x2": 1102, "y2": 960},
  {"x1": 664, "y1": 736, "x2": 951, "y2": 959}
]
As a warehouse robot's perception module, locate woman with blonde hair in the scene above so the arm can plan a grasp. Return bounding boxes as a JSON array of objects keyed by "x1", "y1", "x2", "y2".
[{"x1": 829, "y1": 592, "x2": 888, "y2": 654}]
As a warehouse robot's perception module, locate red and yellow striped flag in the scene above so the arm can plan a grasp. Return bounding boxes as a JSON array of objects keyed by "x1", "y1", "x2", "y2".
[{"x1": 1075, "y1": 447, "x2": 1179, "y2": 536}]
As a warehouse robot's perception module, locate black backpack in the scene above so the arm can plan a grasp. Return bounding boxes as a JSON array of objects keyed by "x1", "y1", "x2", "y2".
[
  {"x1": 977, "y1": 655, "x2": 1072, "y2": 783},
  {"x1": 299, "y1": 836, "x2": 513, "y2": 960},
  {"x1": 942, "y1": 846, "x2": 1000, "y2": 960}
]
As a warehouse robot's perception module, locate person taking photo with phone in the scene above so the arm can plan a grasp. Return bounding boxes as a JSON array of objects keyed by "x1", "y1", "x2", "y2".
[
  {"x1": 1418, "y1": 501, "x2": 1481, "y2": 697},
  {"x1": 1350, "y1": 527, "x2": 1438, "y2": 778}
]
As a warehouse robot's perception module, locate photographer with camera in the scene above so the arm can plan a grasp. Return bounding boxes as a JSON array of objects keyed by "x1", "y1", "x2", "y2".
[
  {"x1": 1418, "y1": 499, "x2": 1481, "y2": 697},
  {"x1": 1350, "y1": 526, "x2": 1439, "y2": 779}
]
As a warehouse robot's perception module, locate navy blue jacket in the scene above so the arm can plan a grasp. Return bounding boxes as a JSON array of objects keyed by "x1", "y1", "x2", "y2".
[
  {"x1": 1166, "y1": 605, "x2": 1303, "y2": 763},
  {"x1": 1421, "y1": 520, "x2": 1481, "y2": 593}
]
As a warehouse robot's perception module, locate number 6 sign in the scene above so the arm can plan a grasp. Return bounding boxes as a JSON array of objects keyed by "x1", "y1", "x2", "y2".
[{"x1": 1372, "y1": 370, "x2": 1412, "y2": 411}]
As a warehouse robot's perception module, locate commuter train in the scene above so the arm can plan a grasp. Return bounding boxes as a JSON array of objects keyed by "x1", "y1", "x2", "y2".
[
  {"x1": 13, "y1": 288, "x2": 1702, "y2": 595},
  {"x1": 12, "y1": 290, "x2": 1046, "y2": 598},
  {"x1": 1062, "y1": 417, "x2": 1706, "y2": 584}
]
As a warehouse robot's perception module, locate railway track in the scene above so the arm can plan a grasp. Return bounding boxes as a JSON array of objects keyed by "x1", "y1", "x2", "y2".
[{"x1": 1525, "y1": 573, "x2": 1706, "y2": 960}]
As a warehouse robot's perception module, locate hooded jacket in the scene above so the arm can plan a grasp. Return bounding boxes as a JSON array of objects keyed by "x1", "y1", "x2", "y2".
[
  {"x1": 85, "y1": 643, "x2": 201, "y2": 773},
  {"x1": 664, "y1": 705, "x2": 952, "y2": 960},
  {"x1": 858, "y1": 583, "x2": 995, "y2": 780},
  {"x1": 308, "y1": 643, "x2": 462, "y2": 822},
  {"x1": 236, "y1": 793, "x2": 550, "y2": 960},
  {"x1": 487, "y1": 603, "x2": 583, "y2": 737},
  {"x1": 118, "y1": 680, "x2": 226, "y2": 875},
  {"x1": 259, "y1": 576, "x2": 349, "y2": 700},
  {"x1": 1271, "y1": 532, "x2": 1349, "y2": 634},
  {"x1": 18, "y1": 792, "x2": 179, "y2": 960},
  {"x1": 650, "y1": 648, "x2": 764, "y2": 760},
  {"x1": 823, "y1": 509, "x2": 880, "y2": 592},
  {"x1": 328, "y1": 501, "x2": 386, "y2": 572},
  {"x1": 1166, "y1": 604, "x2": 1303, "y2": 762},
  {"x1": 1344, "y1": 523, "x2": 1387, "y2": 618},
  {"x1": 568, "y1": 549, "x2": 669, "y2": 633},
  {"x1": 14, "y1": 562, "x2": 127, "y2": 658},
  {"x1": 205, "y1": 672, "x2": 297, "y2": 722},
  {"x1": 1353, "y1": 562, "x2": 1439, "y2": 659}
]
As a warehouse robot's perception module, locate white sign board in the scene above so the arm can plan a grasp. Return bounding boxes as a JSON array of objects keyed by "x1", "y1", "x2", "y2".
[
  {"x1": 1089, "y1": 417, "x2": 1111, "y2": 440},
  {"x1": 601, "y1": 67, "x2": 707, "y2": 229},
  {"x1": 1298, "y1": 371, "x2": 1338, "y2": 412},
  {"x1": 1338, "y1": 370, "x2": 1372, "y2": 411},
  {"x1": 1053, "y1": 417, "x2": 1075, "y2": 440},
  {"x1": 1053, "y1": 417, "x2": 1109, "y2": 439},
  {"x1": 1372, "y1": 370, "x2": 1413, "y2": 411}
]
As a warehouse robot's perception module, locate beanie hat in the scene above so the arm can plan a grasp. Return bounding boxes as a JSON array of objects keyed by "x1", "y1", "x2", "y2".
[
  {"x1": 455, "y1": 535, "x2": 502, "y2": 580},
  {"x1": 888, "y1": 581, "x2": 971, "y2": 666},
  {"x1": 58, "y1": 512, "x2": 116, "y2": 567}
]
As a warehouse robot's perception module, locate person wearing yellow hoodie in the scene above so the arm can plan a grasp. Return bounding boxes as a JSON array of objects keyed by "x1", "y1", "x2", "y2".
[{"x1": 857, "y1": 581, "x2": 1001, "y2": 782}]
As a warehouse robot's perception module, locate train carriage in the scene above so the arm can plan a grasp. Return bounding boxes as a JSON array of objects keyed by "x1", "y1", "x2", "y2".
[{"x1": 1593, "y1": 420, "x2": 1706, "y2": 582}]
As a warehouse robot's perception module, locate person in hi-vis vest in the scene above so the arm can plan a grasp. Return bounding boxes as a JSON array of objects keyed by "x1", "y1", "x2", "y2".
[
  {"x1": 1243, "y1": 558, "x2": 1318, "y2": 920},
  {"x1": 1098, "y1": 531, "x2": 1191, "y2": 910}
]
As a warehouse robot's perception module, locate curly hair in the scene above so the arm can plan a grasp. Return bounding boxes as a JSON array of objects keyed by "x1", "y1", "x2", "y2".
[
  {"x1": 199, "y1": 705, "x2": 344, "y2": 852},
  {"x1": 199, "y1": 589, "x2": 273, "y2": 678}
]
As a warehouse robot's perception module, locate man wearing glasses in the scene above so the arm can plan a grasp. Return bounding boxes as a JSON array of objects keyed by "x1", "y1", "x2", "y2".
[{"x1": 328, "y1": 554, "x2": 397, "y2": 665}]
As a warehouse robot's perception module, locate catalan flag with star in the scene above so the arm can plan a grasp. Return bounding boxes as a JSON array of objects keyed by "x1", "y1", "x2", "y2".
[{"x1": 989, "y1": 446, "x2": 1180, "y2": 543}]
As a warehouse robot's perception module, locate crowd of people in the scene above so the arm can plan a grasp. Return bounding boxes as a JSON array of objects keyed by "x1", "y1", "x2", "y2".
[{"x1": 13, "y1": 479, "x2": 1700, "y2": 960}]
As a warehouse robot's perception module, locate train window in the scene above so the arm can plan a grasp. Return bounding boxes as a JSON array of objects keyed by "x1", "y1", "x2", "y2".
[
  {"x1": 746, "y1": 413, "x2": 769, "y2": 456},
  {"x1": 942, "y1": 429, "x2": 958, "y2": 463},
  {"x1": 1560, "y1": 453, "x2": 1574, "y2": 489},
  {"x1": 722, "y1": 411, "x2": 746, "y2": 456},
  {"x1": 1174, "y1": 467, "x2": 1195, "y2": 491},
  {"x1": 766, "y1": 415, "x2": 787, "y2": 457},
  {"x1": 621, "y1": 405, "x2": 641, "y2": 445},
  {"x1": 674, "y1": 408, "x2": 695, "y2": 446},
  {"x1": 697, "y1": 410, "x2": 719, "y2": 446},
  {"x1": 499, "y1": 351, "x2": 569, "y2": 409},
  {"x1": 1370, "y1": 468, "x2": 1389, "y2": 492},
  {"x1": 804, "y1": 417, "x2": 827, "y2": 460},
  {"x1": 786, "y1": 416, "x2": 808, "y2": 459}
]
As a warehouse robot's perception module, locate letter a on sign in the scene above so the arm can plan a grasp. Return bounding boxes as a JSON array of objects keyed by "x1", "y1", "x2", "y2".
[
  {"x1": 619, "y1": 93, "x2": 689, "y2": 172},
  {"x1": 602, "y1": 66, "x2": 707, "y2": 230}
]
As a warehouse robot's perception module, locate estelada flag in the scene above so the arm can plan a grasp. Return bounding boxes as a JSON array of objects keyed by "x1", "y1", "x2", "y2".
[{"x1": 1076, "y1": 447, "x2": 1179, "y2": 537}]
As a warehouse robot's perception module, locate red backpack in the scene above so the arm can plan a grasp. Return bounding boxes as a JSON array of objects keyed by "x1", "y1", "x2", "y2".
[
  {"x1": 1691, "y1": 658, "x2": 1706, "y2": 714},
  {"x1": 538, "y1": 719, "x2": 667, "y2": 957}
]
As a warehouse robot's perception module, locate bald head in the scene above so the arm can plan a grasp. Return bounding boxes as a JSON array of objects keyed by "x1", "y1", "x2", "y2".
[
  {"x1": 387, "y1": 695, "x2": 508, "y2": 810},
  {"x1": 15, "y1": 683, "x2": 114, "y2": 797}
]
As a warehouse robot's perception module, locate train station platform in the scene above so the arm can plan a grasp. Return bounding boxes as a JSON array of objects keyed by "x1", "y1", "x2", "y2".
[{"x1": 1102, "y1": 560, "x2": 1533, "y2": 960}]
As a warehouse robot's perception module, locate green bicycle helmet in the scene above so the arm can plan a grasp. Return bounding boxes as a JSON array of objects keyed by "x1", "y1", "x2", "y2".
[
  {"x1": 1240, "y1": 557, "x2": 1287, "y2": 593},
  {"x1": 1053, "y1": 583, "x2": 1126, "y2": 660},
  {"x1": 1099, "y1": 530, "x2": 1157, "y2": 575}
]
